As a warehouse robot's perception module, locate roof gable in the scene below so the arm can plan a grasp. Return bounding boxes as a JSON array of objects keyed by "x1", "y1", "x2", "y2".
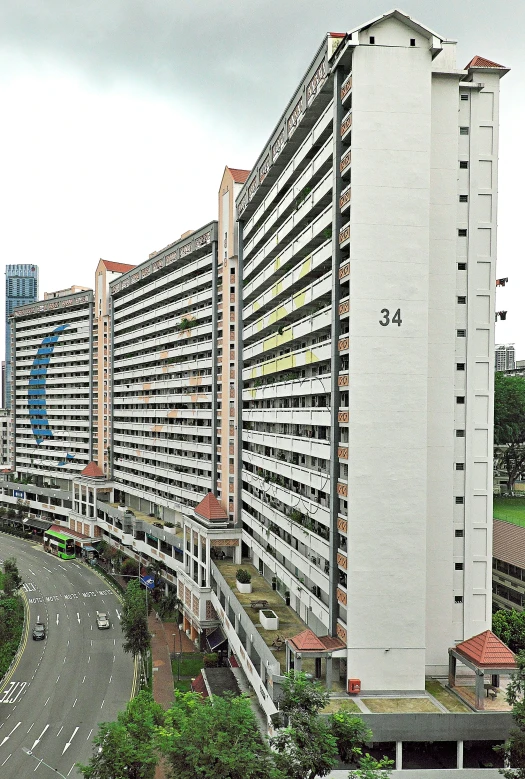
[
  {"x1": 465, "y1": 55, "x2": 508, "y2": 70},
  {"x1": 81, "y1": 461, "x2": 106, "y2": 479},
  {"x1": 102, "y1": 260, "x2": 137, "y2": 273},
  {"x1": 227, "y1": 167, "x2": 250, "y2": 184},
  {"x1": 455, "y1": 630, "x2": 516, "y2": 668},
  {"x1": 289, "y1": 628, "x2": 326, "y2": 651},
  {"x1": 347, "y1": 8, "x2": 445, "y2": 43},
  {"x1": 194, "y1": 492, "x2": 228, "y2": 522}
]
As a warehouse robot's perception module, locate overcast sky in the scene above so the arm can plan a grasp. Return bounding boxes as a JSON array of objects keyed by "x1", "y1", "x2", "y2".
[{"x1": 0, "y1": 1, "x2": 523, "y2": 356}]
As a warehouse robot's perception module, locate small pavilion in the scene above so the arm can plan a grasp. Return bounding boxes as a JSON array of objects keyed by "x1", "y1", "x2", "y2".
[
  {"x1": 448, "y1": 629, "x2": 516, "y2": 710},
  {"x1": 286, "y1": 628, "x2": 346, "y2": 691}
]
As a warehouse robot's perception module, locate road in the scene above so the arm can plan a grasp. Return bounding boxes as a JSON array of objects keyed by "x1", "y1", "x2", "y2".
[{"x1": 0, "y1": 534, "x2": 136, "y2": 778}]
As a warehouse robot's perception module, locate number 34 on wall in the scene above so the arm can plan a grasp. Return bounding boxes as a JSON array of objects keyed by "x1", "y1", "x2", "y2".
[{"x1": 379, "y1": 308, "x2": 402, "y2": 327}]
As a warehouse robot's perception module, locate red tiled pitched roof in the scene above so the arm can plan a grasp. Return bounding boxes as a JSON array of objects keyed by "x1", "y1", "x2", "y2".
[
  {"x1": 227, "y1": 168, "x2": 250, "y2": 184},
  {"x1": 455, "y1": 630, "x2": 516, "y2": 669},
  {"x1": 81, "y1": 461, "x2": 106, "y2": 478},
  {"x1": 194, "y1": 493, "x2": 228, "y2": 522},
  {"x1": 493, "y1": 519, "x2": 525, "y2": 569},
  {"x1": 465, "y1": 56, "x2": 507, "y2": 70},
  {"x1": 288, "y1": 629, "x2": 327, "y2": 652},
  {"x1": 320, "y1": 635, "x2": 346, "y2": 651},
  {"x1": 191, "y1": 672, "x2": 209, "y2": 698},
  {"x1": 102, "y1": 260, "x2": 136, "y2": 273}
]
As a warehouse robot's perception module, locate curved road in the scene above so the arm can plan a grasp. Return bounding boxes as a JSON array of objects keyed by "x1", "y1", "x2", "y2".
[{"x1": 0, "y1": 534, "x2": 136, "y2": 778}]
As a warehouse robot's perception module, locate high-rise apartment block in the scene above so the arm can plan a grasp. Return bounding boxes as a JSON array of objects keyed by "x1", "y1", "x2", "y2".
[
  {"x1": 495, "y1": 343, "x2": 515, "y2": 372},
  {"x1": 2, "y1": 9, "x2": 509, "y2": 746},
  {"x1": 5, "y1": 264, "x2": 38, "y2": 410}
]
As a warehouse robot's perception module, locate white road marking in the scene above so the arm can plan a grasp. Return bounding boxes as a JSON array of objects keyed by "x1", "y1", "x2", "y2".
[
  {"x1": 67, "y1": 764, "x2": 75, "y2": 776},
  {"x1": 33, "y1": 757, "x2": 43, "y2": 772},
  {"x1": 62, "y1": 726, "x2": 79, "y2": 754},
  {"x1": 31, "y1": 723, "x2": 50, "y2": 750},
  {"x1": 86, "y1": 728, "x2": 93, "y2": 740},
  {"x1": 44, "y1": 696, "x2": 50, "y2": 706},
  {"x1": 57, "y1": 725, "x2": 64, "y2": 737},
  {"x1": 56, "y1": 675, "x2": 60, "y2": 683},
  {"x1": 108, "y1": 675, "x2": 112, "y2": 683},
  {"x1": 28, "y1": 569, "x2": 35, "y2": 575},
  {"x1": 10, "y1": 682, "x2": 27, "y2": 703},
  {"x1": 56, "y1": 613, "x2": 59, "y2": 626},
  {"x1": 1, "y1": 753, "x2": 11, "y2": 766},
  {"x1": 87, "y1": 656, "x2": 90, "y2": 663},
  {"x1": 58, "y1": 564, "x2": 67, "y2": 570},
  {"x1": 0, "y1": 721, "x2": 21, "y2": 746},
  {"x1": 113, "y1": 655, "x2": 116, "y2": 663},
  {"x1": 82, "y1": 676, "x2": 86, "y2": 684},
  {"x1": 72, "y1": 698, "x2": 77, "y2": 708},
  {"x1": 77, "y1": 613, "x2": 80, "y2": 623},
  {"x1": 100, "y1": 699, "x2": 105, "y2": 709},
  {"x1": 43, "y1": 567, "x2": 52, "y2": 573},
  {"x1": 27, "y1": 723, "x2": 34, "y2": 733}
]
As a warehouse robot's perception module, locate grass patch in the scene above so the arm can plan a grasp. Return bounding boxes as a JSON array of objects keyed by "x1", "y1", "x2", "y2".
[
  {"x1": 322, "y1": 698, "x2": 361, "y2": 714},
  {"x1": 493, "y1": 496, "x2": 525, "y2": 527},
  {"x1": 362, "y1": 697, "x2": 440, "y2": 713},
  {"x1": 171, "y1": 652, "x2": 204, "y2": 687},
  {"x1": 174, "y1": 679, "x2": 193, "y2": 693},
  {"x1": 425, "y1": 679, "x2": 472, "y2": 713}
]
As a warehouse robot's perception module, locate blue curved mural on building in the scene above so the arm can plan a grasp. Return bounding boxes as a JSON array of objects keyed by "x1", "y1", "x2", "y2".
[{"x1": 28, "y1": 323, "x2": 76, "y2": 467}]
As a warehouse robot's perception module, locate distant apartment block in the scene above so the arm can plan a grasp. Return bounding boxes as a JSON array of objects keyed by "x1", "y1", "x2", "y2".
[
  {"x1": 5, "y1": 264, "x2": 38, "y2": 410},
  {"x1": 495, "y1": 343, "x2": 515, "y2": 372}
]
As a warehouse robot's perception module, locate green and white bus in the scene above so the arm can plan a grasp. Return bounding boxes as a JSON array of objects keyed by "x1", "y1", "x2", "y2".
[{"x1": 43, "y1": 529, "x2": 76, "y2": 560}]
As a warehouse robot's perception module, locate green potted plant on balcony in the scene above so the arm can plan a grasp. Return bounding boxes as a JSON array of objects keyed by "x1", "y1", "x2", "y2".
[{"x1": 236, "y1": 568, "x2": 252, "y2": 594}]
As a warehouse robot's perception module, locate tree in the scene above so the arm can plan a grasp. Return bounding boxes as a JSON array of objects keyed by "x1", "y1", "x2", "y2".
[
  {"x1": 497, "y1": 650, "x2": 525, "y2": 776},
  {"x1": 3, "y1": 558, "x2": 23, "y2": 595},
  {"x1": 157, "y1": 691, "x2": 277, "y2": 779},
  {"x1": 156, "y1": 590, "x2": 181, "y2": 620},
  {"x1": 494, "y1": 373, "x2": 525, "y2": 491},
  {"x1": 121, "y1": 557, "x2": 139, "y2": 577},
  {"x1": 271, "y1": 672, "x2": 392, "y2": 779},
  {"x1": 121, "y1": 579, "x2": 150, "y2": 659},
  {"x1": 77, "y1": 691, "x2": 163, "y2": 779},
  {"x1": 493, "y1": 609, "x2": 525, "y2": 653}
]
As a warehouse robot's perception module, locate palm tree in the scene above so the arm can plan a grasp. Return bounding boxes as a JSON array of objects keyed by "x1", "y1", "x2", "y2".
[{"x1": 157, "y1": 591, "x2": 182, "y2": 620}]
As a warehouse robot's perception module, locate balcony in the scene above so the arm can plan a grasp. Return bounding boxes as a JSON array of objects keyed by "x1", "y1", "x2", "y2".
[{"x1": 340, "y1": 73, "x2": 352, "y2": 103}]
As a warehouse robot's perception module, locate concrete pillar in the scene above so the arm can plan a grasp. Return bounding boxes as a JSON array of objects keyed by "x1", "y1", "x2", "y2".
[
  {"x1": 234, "y1": 542, "x2": 242, "y2": 564},
  {"x1": 395, "y1": 742, "x2": 402, "y2": 771},
  {"x1": 475, "y1": 670, "x2": 485, "y2": 710},
  {"x1": 326, "y1": 656, "x2": 333, "y2": 691},
  {"x1": 295, "y1": 654, "x2": 302, "y2": 673},
  {"x1": 260, "y1": 660, "x2": 265, "y2": 683},
  {"x1": 457, "y1": 740, "x2": 463, "y2": 769},
  {"x1": 448, "y1": 653, "x2": 456, "y2": 688}
]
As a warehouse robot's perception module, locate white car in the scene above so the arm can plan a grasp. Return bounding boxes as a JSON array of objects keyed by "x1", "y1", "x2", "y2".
[{"x1": 96, "y1": 611, "x2": 110, "y2": 629}]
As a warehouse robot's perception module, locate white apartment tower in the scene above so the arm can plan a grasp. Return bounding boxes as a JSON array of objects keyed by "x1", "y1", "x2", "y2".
[
  {"x1": 237, "y1": 10, "x2": 507, "y2": 690},
  {"x1": 495, "y1": 343, "x2": 515, "y2": 372}
]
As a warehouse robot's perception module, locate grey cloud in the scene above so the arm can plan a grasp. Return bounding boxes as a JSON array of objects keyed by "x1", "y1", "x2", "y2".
[{"x1": 1, "y1": 0, "x2": 522, "y2": 135}]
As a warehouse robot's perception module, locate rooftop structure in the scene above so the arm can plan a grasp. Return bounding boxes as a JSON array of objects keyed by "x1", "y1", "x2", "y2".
[{"x1": 5, "y1": 264, "x2": 38, "y2": 410}]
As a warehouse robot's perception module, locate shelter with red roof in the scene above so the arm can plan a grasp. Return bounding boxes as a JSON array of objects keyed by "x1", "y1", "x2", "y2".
[
  {"x1": 286, "y1": 628, "x2": 346, "y2": 690},
  {"x1": 448, "y1": 630, "x2": 516, "y2": 709}
]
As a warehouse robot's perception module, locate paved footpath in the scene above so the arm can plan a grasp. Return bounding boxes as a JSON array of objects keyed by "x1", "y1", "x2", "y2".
[{"x1": 149, "y1": 611, "x2": 197, "y2": 778}]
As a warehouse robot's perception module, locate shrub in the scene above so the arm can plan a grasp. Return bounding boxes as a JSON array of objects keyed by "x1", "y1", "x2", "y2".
[
  {"x1": 236, "y1": 568, "x2": 251, "y2": 584},
  {"x1": 203, "y1": 653, "x2": 218, "y2": 668}
]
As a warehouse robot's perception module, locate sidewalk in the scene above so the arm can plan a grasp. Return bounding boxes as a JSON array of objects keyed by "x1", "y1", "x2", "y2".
[{"x1": 149, "y1": 611, "x2": 175, "y2": 779}]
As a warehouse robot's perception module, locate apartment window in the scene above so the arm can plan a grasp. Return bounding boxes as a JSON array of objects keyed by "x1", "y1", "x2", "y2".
[
  {"x1": 455, "y1": 497, "x2": 464, "y2": 505},
  {"x1": 410, "y1": 38, "x2": 416, "y2": 46},
  {"x1": 457, "y1": 296, "x2": 466, "y2": 304},
  {"x1": 456, "y1": 463, "x2": 465, "y2": 470},
  {"x1": 457, "y1": 329, "x2": 466, "y2": 337},
  {"x1": 455, "y1": 595, "x2": 463, "y2": 603},
  {"x1": 459, "y1": 195, "x2": 468, "y2": 203},
  {"x1": 456, "y1": 396, "x2": 465, "y2": 404},
  {"x1": 369, "y1": 36, "x2": 375, "y2": 44},
  {"x1": 460, "y1": 127, "x2": 469, "y2": 135},
  {"x1": 460, "y1": 93, "x2": 469, "y2": 101},
  {"x1": 457, "y1": 362, "x2": 465, "y2": 371},
  {"x1": 455, "y1": 529, "x2": 464, "y2": 537},
  {"x1": 459, "y1": 161, "x2": 469, "y2": 169},
  {"x1": 456, "y1": 430, "x2": 465, "y2": 438},
  {"x1": 455, "y1": 562, "x2": 464, "y2": 570},
  {"x1": 458, "y1": 229, "x2": 468, "y2": 237}
]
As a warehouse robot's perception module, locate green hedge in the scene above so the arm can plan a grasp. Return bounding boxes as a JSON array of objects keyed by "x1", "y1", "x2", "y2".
[{"x1": 0, "y1": 595, "x2": 25, "y2": 680}]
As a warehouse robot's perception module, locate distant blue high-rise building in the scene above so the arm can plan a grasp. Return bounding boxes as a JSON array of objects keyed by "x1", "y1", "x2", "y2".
[{"x1": 5, "y1": 264, "x2": 38, "y2": 410}]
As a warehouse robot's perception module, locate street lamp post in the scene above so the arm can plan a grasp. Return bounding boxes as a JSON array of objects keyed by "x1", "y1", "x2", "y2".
[{"x1": 22, "y1": 747, "x2": 67, "y2": 778}]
